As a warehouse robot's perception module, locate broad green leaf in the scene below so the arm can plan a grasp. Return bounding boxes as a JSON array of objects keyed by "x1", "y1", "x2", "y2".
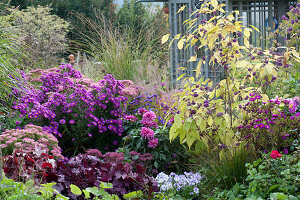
[
  {"x1": 70, "y1": 184, "x2": 82, "y2": 196},
  {"x1": 100, "y1": 182, "x2": 113, "y2": 189},
  {"x1": 161, "y1": 34, "x2": 170, "y2": 44},
  {"x1": 82, "y1": 190, "x2": 91, "y2": 199},
  {"x1": 123, "y1": 191, "x2": 143, "y2": 199},
  {"x1": 207, "y1": 116, "x2": 213, "y2": 126}
]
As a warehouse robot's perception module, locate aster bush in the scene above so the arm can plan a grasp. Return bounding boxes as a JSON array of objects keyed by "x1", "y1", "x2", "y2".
[
  {"x1": 0, "y1": 124, "x2": 63, "y2": 159},
  {"x1": 237, "y1": 95, "x2": 300, "y2": 153},
  {"x1": 11, "y1": 64, "x2": 129, "y2": 156},
  {"x1": 122, "y1": 108, "x2": 187, "y2": 174}
]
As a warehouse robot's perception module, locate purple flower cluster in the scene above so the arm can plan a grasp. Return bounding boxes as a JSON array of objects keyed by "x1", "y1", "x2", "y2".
[
  {"x1": 237, "y1": 94, "x2": 300, "y2": 152},
  {"x1": 12, "y1": 64, "x2": 129, "y2": 155}
]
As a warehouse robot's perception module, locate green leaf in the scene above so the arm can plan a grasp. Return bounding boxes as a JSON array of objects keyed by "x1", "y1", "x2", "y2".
[
  {"x1": 100, "y1": 182, "x2": 113, "y2": 189},
  {"x1": 70, "y1": 184, "x2": 82, "y2": 196},
  {"x1": 123, "y1": 190, "x2": 143, "y2": 199},
  {"x1": 268, "y1": 185, "x2": 280, "y2": 193},
  {"x1": 82, "y1": 190, "x2": 91, "y2": 199}
]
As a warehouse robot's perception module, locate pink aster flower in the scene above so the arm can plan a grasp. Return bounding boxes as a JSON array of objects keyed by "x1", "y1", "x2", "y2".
[
  {"x1": 142, "y1": 111, "x2": 156, "y2": 121},
  {"x1": 148, "y1": 138, "x2": 158, "y2": 148},
  {"x1": 140, "y1": 127, "x2": 154, "y2": 139}
]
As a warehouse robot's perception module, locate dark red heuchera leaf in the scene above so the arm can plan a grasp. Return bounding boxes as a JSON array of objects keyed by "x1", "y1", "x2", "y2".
[
  {"x1": 54, "y1": 150, "x2": 158, "y2": 200},
  {"x1": 2, "y1": 149, "x2": 58, "y2": 184}
]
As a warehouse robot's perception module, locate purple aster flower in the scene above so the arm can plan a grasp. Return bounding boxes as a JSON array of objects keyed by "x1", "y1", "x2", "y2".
[
  {"x1": 250, "y1": 98, "x2": 256, "y2": 101},
  {"x1": 69, "y1": 119, "x2": 75, "y2": 124},
  {"x1": 113, "y1": 140, "x2": 118, "y2": 145},
  {"x1": 283, "y1": 148, "x2": 288, "y2": 154},
  {"x1": 264, "y1": 124, "x2": 270, "y2": 129},
  {"x1": 255, "y1": 95, "x2": 261, "y2": 100},
  {"x1": 59, "y1": 119, "x2": 66, "y2": 124},
  {"x1": 88, "y1": 133, "x2": 92, "y2": 137}
]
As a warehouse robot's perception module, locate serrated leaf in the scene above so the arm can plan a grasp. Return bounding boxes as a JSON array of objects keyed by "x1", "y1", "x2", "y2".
[
  {"x1": 70, "y1": 184, "x2": 82, "y2": 196},
  {"x1": 161, "y1": 34, "x2": 170, "y2": 44}
]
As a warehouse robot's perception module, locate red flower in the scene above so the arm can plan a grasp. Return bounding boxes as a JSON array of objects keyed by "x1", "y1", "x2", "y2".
[
  {"x1": 270, "y1": 150, "x2": 282, "y2": 159},
  {"x1": 42, "y1": 162, "x2": 53, "y2": 168},
  {"x1": 48, "y1": 155, "x2": 54, "y2": 159}
]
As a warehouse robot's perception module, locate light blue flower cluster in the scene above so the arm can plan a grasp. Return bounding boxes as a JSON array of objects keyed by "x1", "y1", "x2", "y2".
[{"x1": 156, "y1": 171, "x2": 203, "y2": 195}]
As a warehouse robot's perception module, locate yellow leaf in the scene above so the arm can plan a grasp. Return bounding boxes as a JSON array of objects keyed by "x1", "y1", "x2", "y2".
[
  {"x1": 177, "y1": 5, "x2": 186, "y2": 13},
  {"x1": 261, "y1": 94, "x2": 269, "y2": 102},
  {"x1": 178, "y1": 38, "x2": 184, "y2": 50},
  {"x1": 161, "y1": 34, "x2": 170, "y2": 44},
  {"x1": 223, "y1": 113, "x2": 231, "y2": 128},
  {"x1": 228, "y1": 14, "x2": 234, "y2": 21},
  {"x1": 177, "y1": 73, "x2": 185, "y2": 81},
  {"x1": 196, "y1": 60, "x2": 203, "y2": 78},
  {"x1": 189, "y1": 55, "x2": 197, "y2": 62},
  {"x1": 244, "y1": 37, "x2": 250, "y2": 48},
  {"x1": 244, "y1": 28, "x2": 251, "y2": 38},
  {"x1": 211, "y1": 0, "x2": 218, "y2": 8},
  {"x1": 207, "y1": 116, "x2": 213, "y2": 126},
  {"x1": 265, "y1": 63, "x2": 277, "y2": 76},
  {"x1": 250, "y1": 25, "x2": 260, "y2": 33}
]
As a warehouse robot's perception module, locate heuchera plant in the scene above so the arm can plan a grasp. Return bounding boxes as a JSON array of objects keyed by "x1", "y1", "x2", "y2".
[
  {"x1": 3, "y1": 148, "x2": 58, "y2": 184},
  {"x1": 53, "y1": 149, "x2": 158, "y2": 200},
  {"x1": 11, "y1": 64, "x2": 129, "y2": 156},
  {"x1": 0, "y1": 124, "x2": 63, "y2": 159},
  {"x1": 237, "y1": 95, "x2": 300, "y2": 152}
]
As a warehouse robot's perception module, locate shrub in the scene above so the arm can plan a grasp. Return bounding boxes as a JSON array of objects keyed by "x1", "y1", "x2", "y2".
[
  {"x1": 237, "y1": 95, "x2": 300, "y2": 152},
  {"x1": 2, "y1": 148, "x2": 58, "y2": 184},
  {"x1": 12, "y1": 64, "x2": 128, "y2": 156},
  {"x1": 0, "y1": 124, "x2": 63, "y2": 159},
  {"x1": 53, "y1": 150, "x2": 158, "y2": 199},
  {"x1": 10, "y1": 6, "x2": 69, "y2": 68},
  {"x1": 122, "y1": 108, "x2": 187, "y2": 174},
  {"x1": 0, "y1": 176, "x2": 46, "y2": 200},
  {"x1": 213, "y1": 150, "x2": 300, "y2": 199}
]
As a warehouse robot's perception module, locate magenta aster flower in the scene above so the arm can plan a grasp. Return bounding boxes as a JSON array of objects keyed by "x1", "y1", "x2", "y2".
[
  {"x1": 69, "y1": 120, "x2": 75, "y2": 124},
  {"x1": 138, "y1": 108, "x2": 148, "y2": 115},
  {"x1": 148, "y1": 138, "x2": 158, "y2": 148},
  {"x1": 140, "y1": 127, "x2": 155, "y2": 139}
]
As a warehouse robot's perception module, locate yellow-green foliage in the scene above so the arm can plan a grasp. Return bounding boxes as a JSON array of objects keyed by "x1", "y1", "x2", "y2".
[
  {"x1": 10, "y1": 6, "x2": 69, "y2": 68},
  {"x1": 164, "y1": 0, "x2": 300, "y2": 153}
]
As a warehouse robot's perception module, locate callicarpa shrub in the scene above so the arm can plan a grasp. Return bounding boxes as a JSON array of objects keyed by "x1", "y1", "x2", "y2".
[
  {"x1": 237, "y1": 95, "x2": 300, "y2": 153},
  {"x1": 0, "y1": 124, "x2": 63, "y2": 159},
  {"x1": 12, "y1": 64, "x2": 129, "y2": 156}
]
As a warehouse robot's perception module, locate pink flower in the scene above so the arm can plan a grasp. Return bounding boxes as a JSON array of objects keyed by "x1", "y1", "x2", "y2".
[
  {"x1": 288, "y1": 98, "x2": 297, "y2": 113},
  {"x1": 124, "y1": 115, "x2": 137, "y2": 122},
  {"x1": 140, "y1": 127, "x2": 155, "y2": 139},
  {"x1": 138, "y1": 108, "x2": 148, "y2": 115},
  {"x1": 148, "y1": 138, "x2": 158, "y2": 148},
  {"x1": 141, "y1": 120, "x2": 158, "y2": 128},
  {"x1": 142, "y1": 111, "x2": 156, "y2": 121}
]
